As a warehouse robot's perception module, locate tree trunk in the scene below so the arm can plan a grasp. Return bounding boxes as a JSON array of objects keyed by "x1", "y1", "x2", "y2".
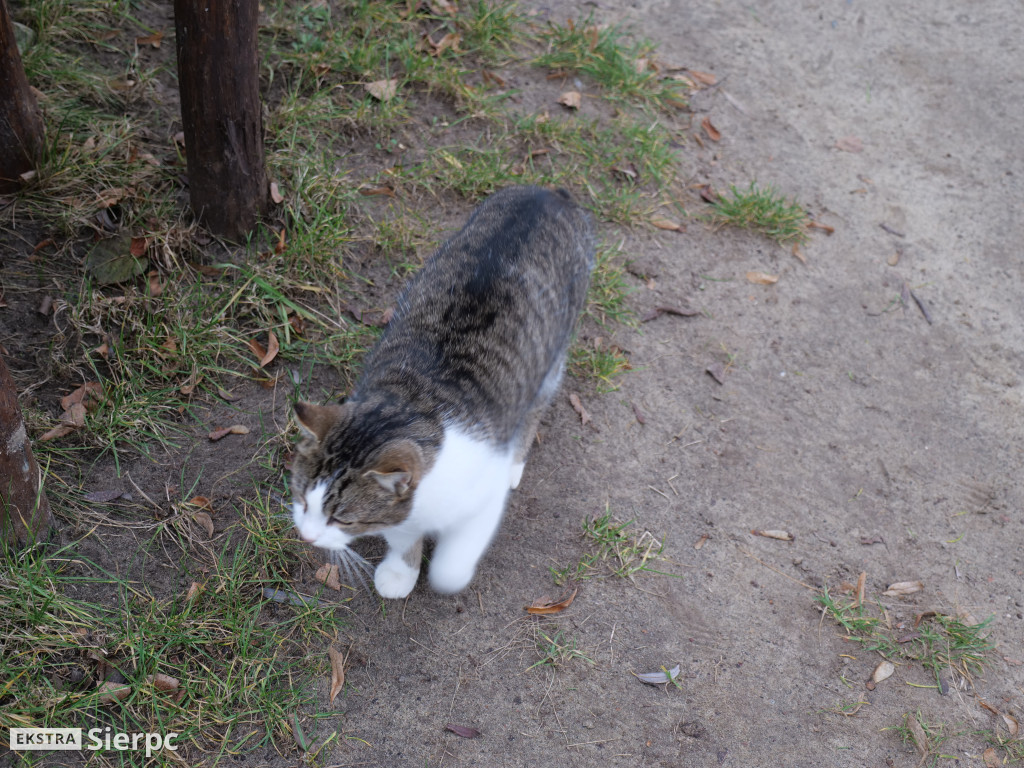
[
  {"x1": 0, "y1": 0, "x2": 45, "y2": 194},
  {"x1": 173, "y1": 0, "x2": 268, "y2": 241},
  {"x1": 0, "y1": 353, "x2": 51, "y2": 548}
]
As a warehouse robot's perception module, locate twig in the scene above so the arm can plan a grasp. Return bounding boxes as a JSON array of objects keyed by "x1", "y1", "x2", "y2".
[
  {"x1": 880, "y1": 222, "x2": 905, "y2": 238},
  {"x1": 909, "y1": 289, "x2": 933, "y2": 324}
]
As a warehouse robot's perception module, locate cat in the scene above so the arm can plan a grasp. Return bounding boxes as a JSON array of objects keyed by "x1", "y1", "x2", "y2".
[{"x1": 290, "y1": 185, "x2": 594, "y2": 598}]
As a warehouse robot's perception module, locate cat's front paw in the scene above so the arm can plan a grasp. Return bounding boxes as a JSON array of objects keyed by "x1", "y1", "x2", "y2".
[
  {"x1": 428, "y1": 558, "x2": 475, "y2": 594},
  {"x1": 374, "y1": 560, "x2": 419, "y2": 599}
]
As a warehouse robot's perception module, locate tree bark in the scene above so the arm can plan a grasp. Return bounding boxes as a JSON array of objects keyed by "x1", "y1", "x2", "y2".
[
  {"x1": 0, "y1": 0, "x2": 45, "y2": 194},
  {"x1": 174, "y1": 0, "x2": 268, "y2": 241},
  {"x1": 0, "y1": 353, "x2": 51, "y2": 548}
]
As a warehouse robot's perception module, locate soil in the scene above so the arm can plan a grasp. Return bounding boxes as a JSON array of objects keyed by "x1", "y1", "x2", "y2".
[{"x1": 3, "y1": 1, "x2": 1023, "y2": 767}]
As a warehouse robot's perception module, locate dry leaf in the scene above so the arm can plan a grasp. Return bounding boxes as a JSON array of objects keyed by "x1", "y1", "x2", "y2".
[
  {"x1": 568, "y1": 393, "x2": 591, "y2": 426},
  {"x1": 792, "y1": 243, "x2": 806, "y2": 264},
  {"x1": 482, "y1": 70, "x2": 507, "y2": 88},
  {"x1": 147, "y1": 673, "x2": 179, "y2": 692},
  {"x1": 746, "y1": 271, "x2": 779, "y2": 285},
  {"x1": 883, "y1": 580, "x2": 923, "y2": 597},
  {"x1": 261, "y1": 331, "x2": 279, "y2": 367},
  {"x1": 751, "y1": 529, "x2": 794, "y2": 542},
  {"x1": 887, "y1": 252, "x2": 901, "y2": 267},
  {"x1": 315, "y1": 563, "x2": 343, "y2": 591},
  {"x1": 705, "y1": 362, "x2": 726, "y2": 385},
  {"x1": 208, "y1": 425, "x2": 248, "y2": 441},
  {"x1": 291, "y1": 714, "x2": 309, "y2": 752},
  {"x1": 835, "y1": 136, "x2": 864, "y2": 153},
  {"x1": 429, "y1": 0, "x2": 457, "y2": 14},
  {"x1": 907, "y1": 714, "x2": 929, "y2": 760},
  {"x1": 698, "y1": 184, "x2": 718, "y2": 203},
  {"x1": 430, "y1": 31, "x2": 461, "y2": 55},
  {"x1": 193, "y1": 511, "x2": 214, "y2": 537},
  {"x1": 807, "y1": 220, "x2": 835, "y2": 235},
  {"x1": 687, "y1": 69, "x2": 717, "y2": 85},
  {"x1": 61, "y1": 382, "x2": 103, "y2": 412},
  {"x1": 854, "y1": 571, "x2": 867, "y2": 608},
  {"x1": 631, "y1": 401, "x2": 646, "y2": 424},
  {"x1": 185, "y1": 582, "x2": 202, "y2": 601},
  {"x1": 135, "y1": 31, "x2": 163, "y2": 48},
  {"x1": 359, "y1": 184, "x2": 397, "y2": 197},
  {"x1": 270, "y1": 182, "x2": 284, "y2": 204},
  {"x1": 247, "y1": 337, "x2": 267, "y2": 361},
  {"x1": 650, "y1": 215, "x2": 685, "y2": 232},
  {"x1": 1003, "y1": 713, "x2": 1019, "y2": 738},
  {"x1": 634, "y1": 665, "x2": 681, "y2": 686},
  {"x1": 983, "y1": 747, "x2": 999, "y2": 768},
  {"x1": 525, "y1": 587, "x2": 578, "y2": 615},
  {"x1": 445, "y1": 723, "x2": 481, "y2": 739},
  {"x1": 327, "y1": 645, "x2": 346, "y2": 705},
  {"x1": 147, "y1": 270, "x2": 163, "y2": 297},
  {"x1": 39, "y1": 424, "x2": 75, "y2": 441},
  {"x1": 701, "y1": 117, "x2": 721, "y2": 141},
  {"x1": 641, "y1": 305, "x2": 699, "y2": 323},
  {"x1": 98, "y1": 681, "x2": 130, "y2": 704},
  {"x1": 557, "y1": 90, "x2": 581, "y2": 109},
  {"x1": 870, "y1": 660, "x2": 894, "y2": 686},
  {"x1": 365, "y1": 78, "x2": 399, "y2": 102}
]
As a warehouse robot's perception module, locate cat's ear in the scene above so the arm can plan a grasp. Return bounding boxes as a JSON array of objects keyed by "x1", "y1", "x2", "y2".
[
  {"x1": 365, "y1": 440, "x2": 423, "y2": 499},
  {"x1": 293, "y1": 401, "x2": 346, "y2": 444}
]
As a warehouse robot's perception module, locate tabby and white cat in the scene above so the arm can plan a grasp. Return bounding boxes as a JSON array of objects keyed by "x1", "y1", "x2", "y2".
[{"x1": 290, "y1": 186, "x2": 594, "y2": 598}]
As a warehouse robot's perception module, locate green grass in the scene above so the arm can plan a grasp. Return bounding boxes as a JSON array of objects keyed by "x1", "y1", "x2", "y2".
[
  {"x1": 551, "y1": 507, "x2": 672, "y2": 585},
  {"x1": 527, "y1": 624, "x2": 593, "y2": 670},
  {"x1": 534, "y1": 14, "x2": 688, "y2": 112},
  {"x1": 570, "y1": 343, "x2": 630, "y2": 393},
  {"x1": 709, "y1": 182, "x2": 809, "y2": 244},
  {"x1": 816, "y1": 586, "x2": 994, "y2": 687},
  {"x1": 0, "y1": 495, "x2": 348, "y2": 762}
]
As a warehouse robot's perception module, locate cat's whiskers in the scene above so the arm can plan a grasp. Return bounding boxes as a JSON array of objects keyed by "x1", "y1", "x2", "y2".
[{"x1": 330, "y1": 545, "x2": 373, "y2": 593}]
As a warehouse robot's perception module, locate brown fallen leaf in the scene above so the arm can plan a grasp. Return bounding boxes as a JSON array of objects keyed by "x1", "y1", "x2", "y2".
[
  {"x1": 98, "y1": 681, "x2": 131, "y2": 704},
  {"x1": 557, "y1": 90, "x2": 581, "y2": 109},
  {"x1": 482, "y1": 69, "x2": 507, "y2": 88},
  {"x1": 705, "y1": 362, "x2": 727, "y2": 385},
  {"x1": 650, "y1": 215, "x2": 685, "y2": 232},
  {"x1": 445, "y1": 723, "x2": 481, "y2": 739},
  {"x1": 791, "y1": 243, "x2": 806, "y2": 265},
  {"x1": 983, "y1": 747, "x2": 999, "y2": 768},
  {"x1": 807, "y1": 220, "x2": 835, "y2": 235},
  {"x1": 835, "y1": 135, "x2": 864, "y2": 153},
  {"x1": 869, "y1": 660, "x2": 894, "y2": 689},
  {"x1": 701, "y1": 117, "x2": 721, "y2": 142},
  {"x1": 315, "y1": 563, "x2": 343, "y2": 591},
  {"x1": 61, "y1": 382, "x2": 103, "y2": 412},
  {"x1": 270, "y1": 181, "x2": 284, "y2": 204},
  {"x1": 208, "y1": 424, "x2": 249, "y2": 441},
  {"x1": 247, "y1": 337, "x2": 268, "y2": 361},
  {"x1": 750, "y1": 529, "x2": 794, "y2": 542},
  {"x1": 913, "y1": 611, "x2": 938, "y2": 628},
  {"x1": 640, "y1": 305, "x2": 699, "y2": 323},
  {"x1": 906, "y1": 714, "x2": 929, "y2": 763},
  {"x1": 193, "y1": 511, "x2": 214, "y2": 538},
  {"x1": 687, "y1": 69, "x2": 716, "y2": 86},
  {"x1": 147, "y1": 673, "x2": 179, "y2": 692},
  {"x1": 359, "y1": 184, "x2": 397, "y2": 198},
  {"x1": 693, "y1": 534, "x2": 709, "y2": 550},
  {"x1": 746, "y1": 271, "x2": 779, "y2": 285},
  {"x1": 187, "y1": 496, "x2": 213, "y2": 513},
  {"x1": 568, "y1": 393, "x2": 591, "y2": 426},
  {"x1": 185, "y1": 581, "x2": 202, "y2": 601},
  {"x1": 853, "y1": 571, "x2": 866, "y2": 608},
  {"x1": 365, "y1": 78, "x2": 399, "y2": 102},
  {"x1": 883, "y1": 580, "x2": 923, "y2": 597},
  {"x1": 896, "y1": 632, "x2": 920, "y2": 644},
  {"x1": 1002, "y1": 713, "x2": 1019, "y2": 738},
  {"x1": 135, "y1": 31, "x2": 163, "y2": 48},
  {"x1": 429, "y1": 0, "x2": 457, "y2": 14},
  {"x1": 260, "y1": 331, "x2": 279, "y2": 367},
  {"x1": 698, "y1": 184, "x2": 718, "y2": 203},
  {"x1": 525, "y1": 587, "x2": 578, "y2": 615},
  {"x1": 327, "y1": 645, "x2": 347, "y2": 705},
  {"x1": 39, "y1": 424, "x2": 75, "y2": 441},
  {"x1": 887, "y1": 252, "x2": 901, "y2": 267},
  {"x1": 430, "y1": 31, "x2": 461, "y2": 56},
  {"x1": 631, "y1": 401, "x2": 646, "y2": 425}
]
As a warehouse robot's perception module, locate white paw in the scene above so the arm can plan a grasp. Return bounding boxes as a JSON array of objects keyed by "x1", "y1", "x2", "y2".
[
  {"x1": 428, "y1": 557, "x2": 475, "y2": 594},
  {"x1": 510, "y1": 462, "x2": 525, "y2": 490},
  {"x1": 374, "y1": 561, "x2": 419, "y2": 599}
]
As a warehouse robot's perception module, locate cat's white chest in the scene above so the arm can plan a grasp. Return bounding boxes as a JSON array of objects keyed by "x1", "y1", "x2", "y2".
[{"x1": 407, "y1": 424, "x2": 516, "y2": 533}]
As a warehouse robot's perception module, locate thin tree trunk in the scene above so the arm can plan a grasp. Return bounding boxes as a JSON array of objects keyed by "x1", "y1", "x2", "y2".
[
  {"x1": 0, "y1": 0, "x2": 45, "y2": 193},
  {"x1": 173, "y1": 0, "x2": 268, "y2": 241},
  {"x1": 0, "y1": 353, "x2": 51, "y2": 548}
]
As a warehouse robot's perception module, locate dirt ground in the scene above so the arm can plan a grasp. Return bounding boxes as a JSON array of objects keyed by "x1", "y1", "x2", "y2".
[
  {"x1": 5, "y1": 1, "x2": 1024, "y2": 767},
  {"x1": 323, "y1": 2, "x2": 1024, "y2": 766}
]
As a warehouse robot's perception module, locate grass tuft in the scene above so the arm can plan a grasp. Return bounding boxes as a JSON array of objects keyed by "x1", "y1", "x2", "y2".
[
  {"x1": 551, "y1": 507, "x2": 672, "y2": 585},
  {"x1": 709, "y1": 182, "x2": 809, "y2": 244}
]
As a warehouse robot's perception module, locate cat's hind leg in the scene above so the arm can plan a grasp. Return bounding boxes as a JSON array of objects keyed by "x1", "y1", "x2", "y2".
[
  {"x1": 511, "y1": 354, "x2": 566, "y2": 489},
  {"x1": 374, "y1": 532, "x2": 423, "y2": 599}
]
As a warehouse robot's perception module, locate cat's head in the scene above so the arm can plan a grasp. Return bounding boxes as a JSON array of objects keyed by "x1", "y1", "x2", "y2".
[{"x1": 289, "y1": 401, "x2": 424, "y2": 551}]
